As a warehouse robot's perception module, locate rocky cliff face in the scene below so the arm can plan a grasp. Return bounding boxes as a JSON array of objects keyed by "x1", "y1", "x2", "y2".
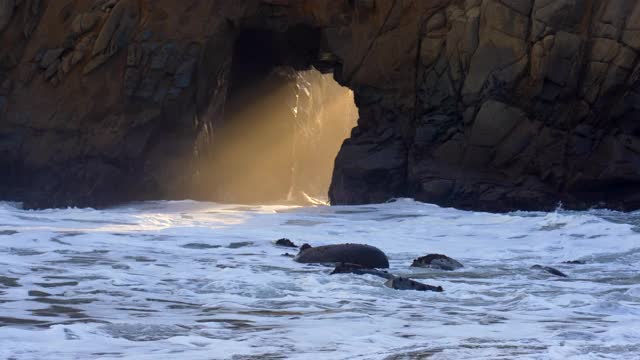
[{"x1": 1, "y1": 0, "x2": 640, "y2": 211}]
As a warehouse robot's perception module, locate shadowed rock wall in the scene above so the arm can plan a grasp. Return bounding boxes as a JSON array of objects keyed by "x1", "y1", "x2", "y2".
[
  {"x1": 1, "y1": 0, "x2": 640, "y2": 211},
  {"x1": 330, "y1": 0, "x2": 640, "y2": 211}
]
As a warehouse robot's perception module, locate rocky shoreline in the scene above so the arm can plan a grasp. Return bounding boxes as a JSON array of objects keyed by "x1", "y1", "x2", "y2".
[{"x1": 2, "y1": 1, "x2": 640, "y2": 211}]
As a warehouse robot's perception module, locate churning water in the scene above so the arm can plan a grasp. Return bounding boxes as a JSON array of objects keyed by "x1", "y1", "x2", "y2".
[{"x1": 0, "y1": 199, "x2": 639, "y2": 359}]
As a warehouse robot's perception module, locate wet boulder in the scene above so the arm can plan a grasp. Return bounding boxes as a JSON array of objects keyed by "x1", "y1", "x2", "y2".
[
  {"x1": 275, "y1": 238, "x2": 297, "y2": 248},
  {"x1": 411, "y1": 254, "x2": 463, "y2": 271},
  {"x1": 294, "y1": 243, "x2": 389, "y2": 268},
  {"x1": 531, "y1": 265, "x2": 568, "y2": 277},
  {"x1": 385, "y1": 277, "x2": 443, "y2": 292},
  {"x1": 330, "y1": 262, "x2": 393, "y2": 279}
]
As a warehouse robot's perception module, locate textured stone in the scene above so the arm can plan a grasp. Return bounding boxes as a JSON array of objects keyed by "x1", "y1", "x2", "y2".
[
  {"x1": 295, "y1": 244, "x2": 389, "y2": 269},
  {"x1": 44, "y1": 59, "x2": 60, "y2": 79},
  {"x1": 1, "y1": 0, "x2": 640, "y2": 212},
  {"x1": 40, "y1": 49, "x2": 64, "y2": 69},
  {"x1": 149, "y1": 43, "x2": 173, "y2": 70},
  {"x1": 590, "y1": 38, "x2": 620, "y2": 63},
  {"x1": 71, "y1": 12, "x2": 98, "y2": 35},
  {"x1": 22, "y1": 0, "x2": 42, "y2": 39},
  {"x1": 91, "y1": 0, "x2": 139, "y2": 58},
  {"x1": 0, "y1": 0, "x2": 14, "y2": 32},
  {"x1": 411, "y1": 254, "x2": 464, "y2": 271},
  {"x1": 384, "y1": 277, "x2": 444, "y2": 292},
  {"x1": 174, "y1": 59, "x2": 196, "y2": 88},
  {"x1": 470, "y1": 101, "x2": 524, "y2": 147},
  {"x1": 330, "y1": 135, "x2": 407, "y2": 205}
]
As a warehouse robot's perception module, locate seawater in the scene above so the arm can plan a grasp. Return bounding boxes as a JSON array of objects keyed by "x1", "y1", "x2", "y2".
[{"x1": 0, "y1": 199, "x2": 639, "y2": 359}]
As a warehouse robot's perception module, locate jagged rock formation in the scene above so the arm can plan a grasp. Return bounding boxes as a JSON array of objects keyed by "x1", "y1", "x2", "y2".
[
  {"x1": 1, "y1": 0, "x2": 640, "y2": 211},
  {"x1": 330, "y1": 0, "x2": 640, "y2": 211}
]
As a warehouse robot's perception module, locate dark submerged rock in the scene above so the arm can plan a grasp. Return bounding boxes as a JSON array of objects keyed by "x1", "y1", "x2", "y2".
[
  {"x1": 531, "y1": 265, "x2": 568, "y2": 278},
  {"x1": 299, "y1": 243, "x2": 312, "y2": 252},
  {"x1": 330, "y1": 262, "x2": 393, "y2": 280},
  {"x1": 563, "y1": 260, "x2": 587, "y2": 265},
  {"x1": 227, "y1": 241, "x2": 253, "y2": 249},
  {"x1": 275, "y1": 238, "x2": 297, "y2": 248},
  {"x1": 295, "y1": 243, "x2": 389, "y2": 268},
  {"x1": 385, "y1": 277, "x2": 444, "y2": 292},
  {"x1": 181, "y1": 243, "x2": 221, "y2": 249},
  {"x1": 411, "y1": 254, "x2": 463, "y2": 271}
]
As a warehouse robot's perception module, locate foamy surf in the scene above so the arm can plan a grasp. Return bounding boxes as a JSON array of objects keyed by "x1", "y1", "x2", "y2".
[{"x1": 0, "y1": 199, "x2": 638, "y2": 359}]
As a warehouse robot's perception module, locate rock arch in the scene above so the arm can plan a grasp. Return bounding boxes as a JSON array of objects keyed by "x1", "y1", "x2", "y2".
[{"x1": 1, "y1": 0, "x2": 640, "y2": 211}]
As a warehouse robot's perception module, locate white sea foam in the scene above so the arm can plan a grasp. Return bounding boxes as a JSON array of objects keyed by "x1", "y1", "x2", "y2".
[{"x1": 0, "y1": 199, "x2": 639, "y2": 359}]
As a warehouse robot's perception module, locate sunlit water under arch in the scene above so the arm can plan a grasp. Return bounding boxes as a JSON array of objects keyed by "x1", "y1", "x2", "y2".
[{"x1": 0, "y1": 199, "x2": 639, "y2": 359}]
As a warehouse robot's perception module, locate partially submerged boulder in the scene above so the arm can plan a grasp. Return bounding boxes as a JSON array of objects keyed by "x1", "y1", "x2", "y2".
[
  {"x1": 299, "y1": 243, "x2": 312, "y2": 252},
  {"x1": 330, "y1": 262, "x2": 393, "y2": 279},
  {"x1": 331, "y1": 262, "x2": 443, "y2": 292},
  {"x1": 531, "y1": 265, "x2": 568, "y2": 278},
  {"x1": 275, "y1": 238, "x2": 298, "y2": 248},
  {"x1": 385, "y1": 277, "x2": 444, "y2": 292},
  {"x1": 295, "y1": 243, "x2": 390, "y2": 268},
  {"x1": 411, "y1": 254, "x2": 463, "y2": 271}
]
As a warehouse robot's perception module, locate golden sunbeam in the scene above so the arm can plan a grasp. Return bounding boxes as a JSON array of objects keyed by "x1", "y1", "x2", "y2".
[{"x1": 206, "y1": 68, "x2": 357, "y2": 204}]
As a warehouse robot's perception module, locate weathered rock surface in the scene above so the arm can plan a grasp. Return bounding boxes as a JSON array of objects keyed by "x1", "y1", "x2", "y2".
[
  {"x1": 275, "y1": 238, "x2": 297, "y2": 248},
  {"x1": 299, "y1": 243, "x2": 312, "y2": 252},
  {"x1": 330, "y1": 262, "x2": 394, "y2": 279},
  {"x1": 2, "y1": 1, "x2": 640, "y2": 211},
  {"x1": 295, "y1": 243, "x2": 390, "y2": 268},
  {"x1": 411, "y1": 254, "x2": 464, "y2": 271},
  {"x1": 384, "y1": 277, "x2": 444, "y2": 292},
  {"x1": 531, "y1": 265, "x2": 568, "y2": 278},
  {"x1": 330, "y1": 262, "x2": 443, "y2": 292}
]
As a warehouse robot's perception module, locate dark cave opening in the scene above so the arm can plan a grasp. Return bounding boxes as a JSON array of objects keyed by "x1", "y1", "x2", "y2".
[
  {"x1": 227, "y1": 25, "x2": 322, "y2": 97},
  {"x1": 207, "y1": 27, "x2": 358, "y2": 205}
]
